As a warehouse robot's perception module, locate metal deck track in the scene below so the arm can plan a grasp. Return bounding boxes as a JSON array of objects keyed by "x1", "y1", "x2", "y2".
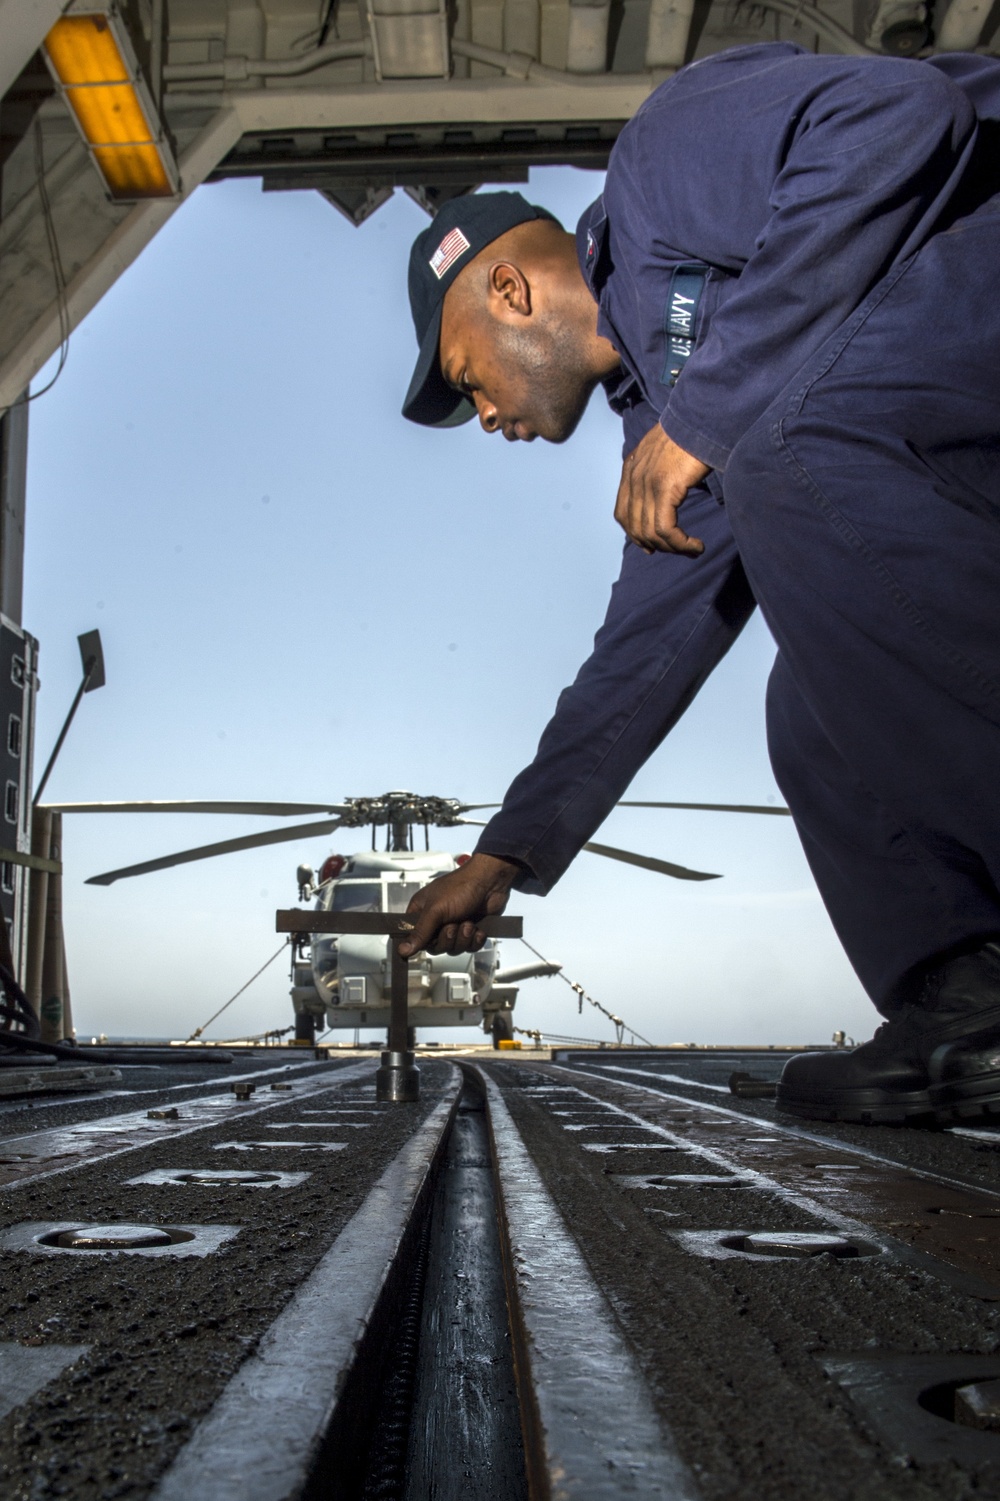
[{"x1": 4, "y1": 1047, "x2": 1000, "y2": 1497}]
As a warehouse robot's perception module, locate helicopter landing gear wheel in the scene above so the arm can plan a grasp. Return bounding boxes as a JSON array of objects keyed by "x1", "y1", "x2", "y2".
[
  {"x1": 491, "y1": 1011, "x2": 514, "y2": 1049},
  {"x1": 295, "y1": 1013, "x2": 316, "y2": 1045}
]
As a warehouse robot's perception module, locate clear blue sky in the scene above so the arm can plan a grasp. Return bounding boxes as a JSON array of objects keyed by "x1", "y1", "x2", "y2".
[{"x1": 24, "y1": 166, "x2": 875, "y2": 1046}]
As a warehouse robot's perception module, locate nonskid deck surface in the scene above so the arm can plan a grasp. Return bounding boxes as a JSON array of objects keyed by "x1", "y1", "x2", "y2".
[{"x1": 2, "y1": 1046, "x2": 1000, "y2": 1497}]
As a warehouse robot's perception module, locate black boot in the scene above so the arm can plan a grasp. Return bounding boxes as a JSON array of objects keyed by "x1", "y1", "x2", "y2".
[{"x1": 776, "y1": 940, "x2": 1000, "y2": 1126}]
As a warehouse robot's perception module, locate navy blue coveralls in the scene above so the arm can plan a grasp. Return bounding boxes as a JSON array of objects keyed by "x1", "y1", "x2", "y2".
[{"x1": 474, "y1": 42, "x2": 1000, "y2": 1015}]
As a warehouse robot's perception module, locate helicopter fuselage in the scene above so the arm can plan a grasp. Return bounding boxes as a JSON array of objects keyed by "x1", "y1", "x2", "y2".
[{"x1": 290, "y1": 849, "x2": 507, "y2": 1033}]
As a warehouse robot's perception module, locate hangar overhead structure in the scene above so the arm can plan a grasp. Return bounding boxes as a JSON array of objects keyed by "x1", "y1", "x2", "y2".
[{"x1": 1, "y1": 0, "x2": 997, "y2": 419}]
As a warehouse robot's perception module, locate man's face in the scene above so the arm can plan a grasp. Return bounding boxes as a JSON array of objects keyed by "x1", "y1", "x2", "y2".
[{"x1": 439, "y1": 288, "x2": 598, "y2": 444}]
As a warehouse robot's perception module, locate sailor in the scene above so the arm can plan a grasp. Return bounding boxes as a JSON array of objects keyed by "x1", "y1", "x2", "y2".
[{"x1": 398, "y1": 42, "x2": 1000, "y2": 1127}]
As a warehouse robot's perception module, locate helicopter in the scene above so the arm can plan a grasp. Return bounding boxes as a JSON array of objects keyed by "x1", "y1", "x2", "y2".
[
  {"x1": 289, "y1": 839, "x2": 556, "y2": 1046},
  {"x1": 44, "y1": 789, "x2": 792, "y2": 1045}
]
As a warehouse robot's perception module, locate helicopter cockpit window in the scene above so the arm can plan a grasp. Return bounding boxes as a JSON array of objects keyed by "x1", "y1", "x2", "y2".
[
  {"x1": 331, "y1": 882, "x2": 382, "y2": 912},
  {"x1": 385, "y1": 881, "x2": 422, "y2": 914}
]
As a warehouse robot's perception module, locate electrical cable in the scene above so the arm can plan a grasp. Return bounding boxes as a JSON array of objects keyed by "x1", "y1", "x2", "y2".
[
  {"x1": 517, "y1": 936, "x2": 654, "y2": 1047},
  {"x1": 187, "y1": 939, "x2": 290, "y2": 1041},
  {"x1": 514, "y1": 1026, "x2": 632, "y2": 1046},
  {"x1": 0, "y1": 121, "x2": 73, "y2": 421},
  {"x1": 0, "y1": 960, "x2": 40, "y2": 1039},
  {"x1": 0, "y1": 961, "x2": 233, "y2": 1063},
  {"x1": 732, "y1": 0, "x2": 877, "y2": 53},
  {"x1": 163, "y1": 39, "x2": 370, "y2": 82},
  {"x1": 290, "y1": 0, "x2": 339, "y2": 53},
  {"x1": 213, "y1": 1024, "x2": 295, "y2": 1044}
]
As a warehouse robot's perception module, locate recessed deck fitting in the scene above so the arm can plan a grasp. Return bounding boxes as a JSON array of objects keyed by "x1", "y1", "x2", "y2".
[
  {"x1": 741, "y1": 1231, "x2": 860, "y2": 1257},
  {"x1": 671, "y1": 1228, "x2": 878, "y2": 1261},
  {"x1": 928, "y1": 1205, "x2": 1000, "y2": 1219},
  {"x1": 582, "y1": 1142, "x2": 679, "y2": 1154},
  {"x1": 823, "y1": 1354, "x2": 1000, "y2": 1464},
  {"x1": 955, "y1": 1379, "x2": 1000, "y2": 1432},
  {"x1": 608, "y1": 1172, "x2": 751, "y2": 1190},
  {"x1": 0, "y1": 1221, "x2": 240, "y2": 1257},
  {"x1": 54, "y1": 1224, "x2": 178, "y2": 1249},
  {"x1": 799, "y1": 1163, "x2": 862, "y2": 1173},
  {"x1": 126, "y1": 1168, "x2": 310, "y2": 1189},
  {"x1": 213, "y1": 1140, "x2": 347, "y2": 1153}
]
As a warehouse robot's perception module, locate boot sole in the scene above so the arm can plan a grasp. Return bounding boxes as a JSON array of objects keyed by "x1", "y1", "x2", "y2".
[
  {"x1": 775, "y1": 1084, "x2": 936, "y2": 1128},
  {"x1": 930, "y1": 1070, "x2": 1000, "y2": 1125}
]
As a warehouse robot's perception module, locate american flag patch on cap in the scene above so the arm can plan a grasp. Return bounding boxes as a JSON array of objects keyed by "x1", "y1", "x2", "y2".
[{"x1": 429, "y1": 227, "x2": 471, "y2": 280}]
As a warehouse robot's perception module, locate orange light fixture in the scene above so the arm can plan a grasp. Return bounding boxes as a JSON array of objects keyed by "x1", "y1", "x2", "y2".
[{"x1": 44, "y1": 9, "x2": 178, "y2": 200}]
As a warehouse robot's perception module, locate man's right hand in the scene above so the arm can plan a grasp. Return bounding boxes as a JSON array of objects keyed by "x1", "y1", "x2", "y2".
[{"x1": 398, "y1": 853, "x2": 521, "y2": 958}]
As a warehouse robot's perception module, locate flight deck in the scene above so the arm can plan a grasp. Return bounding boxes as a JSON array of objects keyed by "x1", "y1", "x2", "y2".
[{"x1": 1, "y1": 1043, "x2": 1000, "y2": 1499}]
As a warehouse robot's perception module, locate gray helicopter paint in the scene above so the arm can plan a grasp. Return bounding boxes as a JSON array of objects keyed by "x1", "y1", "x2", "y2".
[{"x1": 304, "y1": 850, "x2": 500, "y2": 1032}]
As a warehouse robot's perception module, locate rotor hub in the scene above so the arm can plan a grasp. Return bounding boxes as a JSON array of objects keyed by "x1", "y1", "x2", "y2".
[{"x1": 338, "y1": 792, "x2": 466, "y2": 829}]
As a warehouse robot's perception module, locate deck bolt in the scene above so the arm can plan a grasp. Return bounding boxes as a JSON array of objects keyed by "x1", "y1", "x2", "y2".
[
  {"x1": 173, "y1": 1170, "x2": 280, "y2": 1186},
  {"x1": 955, "y1": 1379, "x2": 1000, "y2": 1431},
  {"x1": 54, "y1": 1224, "x2": 174, "y2": 1250},
  {"x1": 743, "y1": 1231, "x2": 858, "y2": 1258}
]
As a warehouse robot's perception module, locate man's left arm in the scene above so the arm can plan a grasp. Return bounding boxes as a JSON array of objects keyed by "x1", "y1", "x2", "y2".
[{"x1": 471, "y1": 483, "x2": 755, "y2": 894}]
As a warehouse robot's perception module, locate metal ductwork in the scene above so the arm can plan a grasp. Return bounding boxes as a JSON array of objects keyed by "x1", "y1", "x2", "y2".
[
  {"x1": 567, "y1": 0, "x2": 612, "y2": 73},
  {"x1": 864, "y1": 0, "x2": 929, "y2": 53},
  {"x1": 644, "y1": 0, "x2": 696, "y2": 68},
  {"x1": 365, "y1": 0, "x2": 450, "y2": 79},
  {"x1": 937, "y1": 0, "x2": 992, "y2": 49}
]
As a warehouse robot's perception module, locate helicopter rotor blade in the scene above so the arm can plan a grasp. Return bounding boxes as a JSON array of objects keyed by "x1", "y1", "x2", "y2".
[
  {"x1": 456, "y1": 821, "x2": 720, "y2": 882},
  {"x1": 86, "y1": 818, "x2": 345, "y2": 887},
  {"x1": 616, "y1": 800, "x2": 791, "y2": 816},
  {"x1": 46, "y1": 800, "x2": 348, "y2": 817},
  {"x1": 582, "y1": 840, "x2": 721, "y2": 881}
]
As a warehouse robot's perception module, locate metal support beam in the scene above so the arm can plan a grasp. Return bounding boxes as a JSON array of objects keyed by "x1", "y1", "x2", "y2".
[
  {"x1": 567, "y1": 0, "x2": 611, "y2": 72},
  {"x1": 223, "y1": 74, "x2": 658, "y2": 134},
  {"x1": 937, "y1": 0, "x2": 991, "y2": 48},
  {"x1": 24, "y1": 802, "x2": 50, "y2": 1022},
  {"x1": 0, "y1": 0, "x2": 66, "y2": 104},
  {"x1": 0, "y1": 397, "x2": 28, "y2": 624},
  {"x1": 645, "y1": 0, "x2": 696, "y2": 68},
  {"x1": 0, "y1": 106, "x2": 241, "y2": 412}
]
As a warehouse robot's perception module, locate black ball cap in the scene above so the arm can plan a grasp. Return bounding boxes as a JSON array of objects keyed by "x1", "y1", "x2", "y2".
[{"x1": 402, "y1": 191, "x2": 559, "y2": 428}]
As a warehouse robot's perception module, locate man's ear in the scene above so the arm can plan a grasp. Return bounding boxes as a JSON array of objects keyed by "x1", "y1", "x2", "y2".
[{"x1": 487, "y1": 260, "x2": 532, "y2": 318}]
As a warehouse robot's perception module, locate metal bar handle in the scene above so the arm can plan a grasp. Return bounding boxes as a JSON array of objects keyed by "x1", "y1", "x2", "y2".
[{"x1": 275, "y1": 911, "x2": 523, "y2": 938}]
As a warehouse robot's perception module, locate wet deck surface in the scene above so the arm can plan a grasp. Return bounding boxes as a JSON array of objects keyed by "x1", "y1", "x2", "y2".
[
  {"x1": 0, "y1": 1053, "x2": 450, "y2": 1500},
  {"x1": 4, "y1": 1045, "x2": 1000, "y2": 1498},
  {"x1": 493, "y1": 1049, "x2": 1000, "y2": 1500}
]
